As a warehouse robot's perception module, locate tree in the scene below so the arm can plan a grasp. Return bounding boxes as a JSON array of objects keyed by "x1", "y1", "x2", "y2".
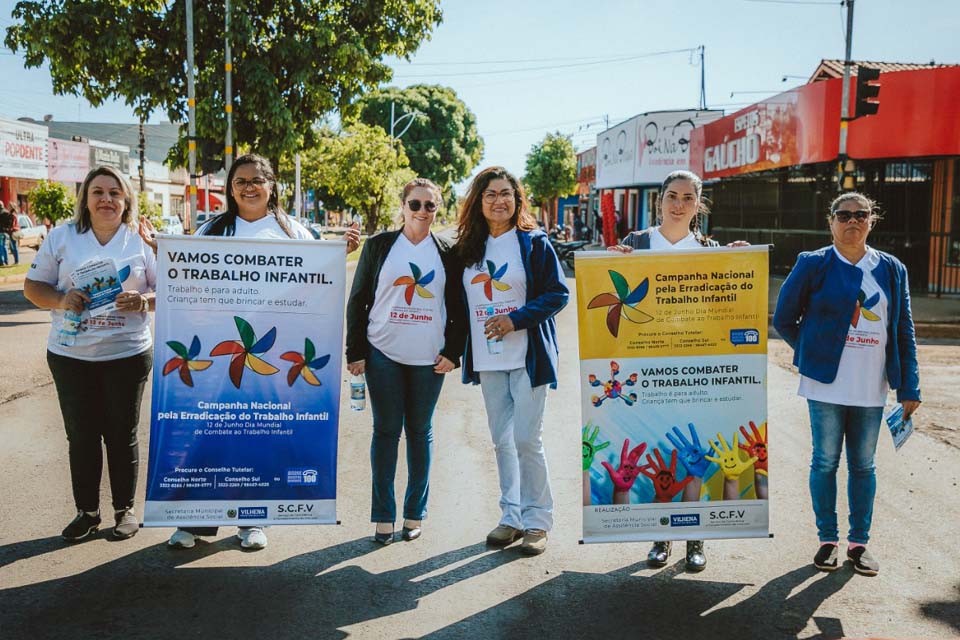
[
  {"x1": 524, "y1": 132, "x2": 578, "y2": 229},
  {"x1": 27, "y1": 181, "x2": 75, "y2": 225},
  {"x1": 354, "y1": 84, "x2": 483, "y2": 192},
  {"x1": 138, "y1": 192, "x2": 163, "y2": 229},
  {"x1": 5, "y1": 1, "x2": 442, "y2": 171},
  {"x1": 303, "y1": 123, "x2": 415, "y2": 235}
]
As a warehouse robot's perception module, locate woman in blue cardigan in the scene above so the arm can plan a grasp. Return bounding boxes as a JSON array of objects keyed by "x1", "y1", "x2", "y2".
[
  {"x1": 773, "y1": 192, "x2": 921, "y2": 577},
  {"x1": 456, "y1": 166, "x2": 569, "y2": 556}
]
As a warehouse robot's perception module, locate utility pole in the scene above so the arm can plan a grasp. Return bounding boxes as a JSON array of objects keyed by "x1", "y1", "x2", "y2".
[
  {"x1": 224, "y1": 0, "x2": 233, "y2": 172},
  {"x1": 698, "y1": 45, "x2": 707, "y2": 110},
  {"x1": 138, "y1": 117, "x2": 146, "y2": 192},
  {"x1": 837, "y1": 0, "x2": 855, "y2": 192},
  {"x1": 294, "y1": 153, "x2": 302, "y2": 219},
  {"x1": 186, "y1": 0, "x2": 198, "y2": 230}
]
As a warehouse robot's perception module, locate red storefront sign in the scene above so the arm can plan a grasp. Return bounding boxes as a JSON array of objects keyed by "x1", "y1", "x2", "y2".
[
  {"x1": 690, "y1": 67, "x2": 960, "y2": 179},
  {"x1": 48, "y1": 138, "x2": 90, "y2": 184}
]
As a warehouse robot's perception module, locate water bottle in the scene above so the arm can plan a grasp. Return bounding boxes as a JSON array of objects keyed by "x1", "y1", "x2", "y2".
[
  {"x1": 350, "y1": 374, "x2": 366, "y2": 411},
  {"x1": 486, "y1": 306, "x2": 504, "y2": 355},
  {"x1": 57, "y1": 310, "x2": 83, "y2": 347}
]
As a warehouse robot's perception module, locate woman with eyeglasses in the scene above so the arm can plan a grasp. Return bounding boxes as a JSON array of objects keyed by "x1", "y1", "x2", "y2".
[
  {"x1": 774, "y1": 192, "x2": 921, "y2": 577},
  {"x1": 166, "y1": 153, "x2": 360, "y2": 551},
  {"x1": 346, "y1": 178, "x2": 466, "y2": 545},
  {"x1": 455, "y1": 166, "x2": 569, "y2": 556}
]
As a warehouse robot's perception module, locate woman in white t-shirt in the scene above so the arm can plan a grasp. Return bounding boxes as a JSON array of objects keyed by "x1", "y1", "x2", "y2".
[
  {"x1": 607, "y1": 170, "x2": 752, "y2": 573},
  {"x1": 774, "y1": 192, "x2": 921, "y2": 577},
  {"x1": 346, "y1": 178, "x2": 466, "y2": 545},
  {"x1": 24, "y1": 166, "x2": 157, "y2": 542}
]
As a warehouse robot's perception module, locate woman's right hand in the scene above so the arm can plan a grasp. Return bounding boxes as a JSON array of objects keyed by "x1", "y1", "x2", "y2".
[
  {"x1": 347, "y1": 360, "x2": 365, "y2": 376},
  {"x1": 606, "y1": 245, "x2": 633, "y2": 254},
  {"x1": 60, "y1": 288, "x2": 91, "y2": 314}
]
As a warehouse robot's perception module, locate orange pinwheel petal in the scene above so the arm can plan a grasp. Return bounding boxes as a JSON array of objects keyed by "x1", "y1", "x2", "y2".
[
  {"x1": 280, "y1": 351, "x2": 304, "y2": 363},
  {"x1": 163, "y1": 357, "x2": 185, "y2": 376},
  {"x1": 211, "y1": 340, "x2": 245, "y2": 356},
  {"x1": 393, "y1": 276, "x2": 415, "y2": 286},
  {"x1": 471, "y1": 273, "x2": 491, "y2": 284},
  {"x1": 588, "y1": 292, "x2": 620, "y2": 309}
]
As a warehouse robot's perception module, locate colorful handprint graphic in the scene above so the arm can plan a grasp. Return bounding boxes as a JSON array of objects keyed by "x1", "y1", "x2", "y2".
[{"x1": 587, "y1": 360, "x2": 639, "y2": 407}]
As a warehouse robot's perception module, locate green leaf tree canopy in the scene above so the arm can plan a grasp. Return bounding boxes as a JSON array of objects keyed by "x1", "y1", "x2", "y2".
[
  {"x1": 524, "y1": 132, "x2": 577, "y2": 228},
  {"x1": 27, "y1": 181, "x2": 75, "y2": 224},
  {"x1": 5, "y1": 1, "x2": 442, "y2": 170},
  {"x1": 302, "y1": 123, "x2": 415, "y2": 235},
  {"x1": 354, "y1": 84, "x2": 483, "y2": 192}
]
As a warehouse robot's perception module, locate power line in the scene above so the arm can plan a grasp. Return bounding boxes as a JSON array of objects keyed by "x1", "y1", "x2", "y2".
[{"x1": 744, "y1": 0, "x2": 839, "y2": 4}]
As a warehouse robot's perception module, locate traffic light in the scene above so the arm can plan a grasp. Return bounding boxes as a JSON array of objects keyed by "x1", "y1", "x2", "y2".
[
  {"x1": 855, "y1": 66, "x2": 881, "y2": 118},
  {"x1": 199, "y1": 138, "x2": 224, "y2": 174}
]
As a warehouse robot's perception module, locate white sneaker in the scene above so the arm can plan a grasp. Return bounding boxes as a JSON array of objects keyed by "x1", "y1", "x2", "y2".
[
  {"x1": 238, "y1": 526, "x2": 267, "y2": 550},
  {"x1": 168, "y1": 529, "x2": 196, "y2": 548}
]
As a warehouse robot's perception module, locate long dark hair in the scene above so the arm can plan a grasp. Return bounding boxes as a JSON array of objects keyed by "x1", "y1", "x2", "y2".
[
  {"x1": 73, "y1": 166, "x2": 137, "y2": 234},
  {"x1": 205, "y1": 153, "x2": 293, "y2": 237},
  {"x1": 657, "y1": 169, "x2": 712, "y2": 244},
  {"x1": 456, "y1": 166, "x2": 536, "y2": 267}
]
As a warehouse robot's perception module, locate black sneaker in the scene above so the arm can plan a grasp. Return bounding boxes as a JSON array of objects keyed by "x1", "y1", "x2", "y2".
[
  {"x1": 62, "y1": 511, "x2": 101, "y2": 542},
  {"x1": 685, "y1": 540, "x2": 707, "y2": 572},
  {"x1": 847, "y1": 546, "x2": 879, "y2": 576},
  {"x1": 647, "y1": 541, "x2": 672, "y2": 567},
  {"x1": 813, "y1": 543, "x2": 839, "y2": 571}
]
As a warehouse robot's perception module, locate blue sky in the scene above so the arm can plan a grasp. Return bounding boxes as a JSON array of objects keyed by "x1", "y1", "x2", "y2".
[{"x1": 1, "y1": 0, "x2": 957, "y2": 183}]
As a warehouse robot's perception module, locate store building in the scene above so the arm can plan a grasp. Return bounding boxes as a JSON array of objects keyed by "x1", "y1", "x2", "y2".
[{"x1": 0, "y1": 116, "x2": 48, "y2": 219}]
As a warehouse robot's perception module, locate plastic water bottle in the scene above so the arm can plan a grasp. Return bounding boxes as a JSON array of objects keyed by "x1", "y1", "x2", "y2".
[
  {"x1": 57, "y1": 310, "x2": 82, "y2": 347},
  {"x1": 486, "y1": 306, "x2": 504, "y2": 355},
  {"x1": 350, "y1": 374, "x2": 366, "y2": 411}
]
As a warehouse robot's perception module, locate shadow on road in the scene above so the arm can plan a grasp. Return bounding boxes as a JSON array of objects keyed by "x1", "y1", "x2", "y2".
[
  {"x1": 919, "y1": 583, "x2": 960, "y2": 633},
  {"x1": 0, "y1": 289, "x2": 34, "y2": 316},
  {"x1": 0, "y1": 535, "x2": 523, "y2": 639}
]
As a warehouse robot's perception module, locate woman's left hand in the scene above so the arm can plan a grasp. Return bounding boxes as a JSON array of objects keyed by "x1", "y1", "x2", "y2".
[
  {"x1": 434, "y1": 355, "x2": 455, "y2": 374},
  {"x1": 902, "y1": 400, "x2": 921, "y2": 420},
  {"x1": 726, "y1": 240, "x2": 751, "y2": 247},
  {"x1": 117, "y1": 290, "x2": 148, "y2": 313},
  {"x1": 344, "y1": 222, "x2": 361, "y2": 254},
  {"x1": 484, "y1": 314, "x2": 515, "y2": 341}
]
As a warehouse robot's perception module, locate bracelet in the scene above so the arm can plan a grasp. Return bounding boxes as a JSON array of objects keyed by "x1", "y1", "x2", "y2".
[{"x1": 139, "y1": 295, "x2": 147, "y2": 312}]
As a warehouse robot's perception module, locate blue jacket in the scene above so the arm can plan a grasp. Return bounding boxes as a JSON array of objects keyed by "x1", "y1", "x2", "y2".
[
  {"x1": 462, "y1": 228, "x2": 569, "y2": 388},
  {"x1": 773, "y1": 246, "x2": 921, "y2": 402}
]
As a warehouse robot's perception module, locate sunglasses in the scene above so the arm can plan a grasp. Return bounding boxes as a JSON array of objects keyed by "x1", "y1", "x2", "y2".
[
  {"x1": 832, "y1": 209, "x2": 871, "y2": 223},
  {"x1": 407, "y1": 199, "x2": 438, "y2": 213}
]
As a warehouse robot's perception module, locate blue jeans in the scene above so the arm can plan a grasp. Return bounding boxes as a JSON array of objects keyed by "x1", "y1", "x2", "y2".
[
  {"x1": 0, "y1": 232, "x2": 7, "y2": 265},
  {"x1": 4, "y1": 232, "x2": 18, "y2": 264},
  {"x1": 807, "y1": 399, "x2": 883, "y2": 544},
  {"x1": 367, "y1": 346, "x2": 445, "y2": 523}
]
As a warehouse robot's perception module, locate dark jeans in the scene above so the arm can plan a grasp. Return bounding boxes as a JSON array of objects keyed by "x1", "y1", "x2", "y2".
[
  {"x1": 47, "y1": 349, "x2": 152, "y2": 513},
  {"x1": 367, "y1": 346, "x2": 445, "y2": 523},
  {"x1": 4, "y1": 232, "x2": 18, "y2": 264}
]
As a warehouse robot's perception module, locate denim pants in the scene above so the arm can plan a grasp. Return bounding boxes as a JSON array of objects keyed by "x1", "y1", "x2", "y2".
[
  {"x1": 47, "y1": 349, "x2": 152, "y2": 513},
  {"x1": 479, "y1": 368, "x2": 553, "y2": 532},
  {"x1": 0, "y1": 232, "x2": 8, "y2": 264},
  {"x1": 4, "y1": 232, "x2": 18, "y2": 264},
  {"x1": 807, "y1": 399, "x2": 883, "y2": 544},
  {"x1": 367, "y1": 346, "x2": 445, "y2": 523}
]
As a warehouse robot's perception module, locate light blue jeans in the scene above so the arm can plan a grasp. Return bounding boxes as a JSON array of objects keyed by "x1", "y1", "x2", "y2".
[
  {"x1": 807, "y1": 399, "x2": 883, "y2": 544},
  {"x1": 479, "y1": 368, "x2": 553, "y2": 532}
]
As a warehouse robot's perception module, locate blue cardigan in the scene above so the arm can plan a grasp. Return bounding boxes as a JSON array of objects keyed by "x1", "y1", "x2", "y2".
[
  {"x1": 773, "y1": 246, "x2": 921, "y2": 402},
  {"x1": 462, "y1": 228, "x2": 569, "y2": 388}
]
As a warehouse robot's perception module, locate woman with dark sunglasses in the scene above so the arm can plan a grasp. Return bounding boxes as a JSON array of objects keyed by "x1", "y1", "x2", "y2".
[
  {"x1": 346, "y1": 178, "x2": 467, "y2": 544},
  {"x1": 774, "y1": 192, "x2": 921, "y2": 577}
]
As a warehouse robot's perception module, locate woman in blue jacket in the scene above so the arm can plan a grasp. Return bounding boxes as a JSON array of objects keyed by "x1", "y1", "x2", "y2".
[
  {"x1": 773, "y1": 192, "x2": 921, "y2": 577},
  {"x1": 456, "y1": 166, "x2": 569, "y2": 556}
]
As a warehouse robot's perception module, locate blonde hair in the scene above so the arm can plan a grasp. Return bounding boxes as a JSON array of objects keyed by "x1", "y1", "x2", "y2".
[{"x1": 74, "y1": 166, "x2": 138, "y2": 233}]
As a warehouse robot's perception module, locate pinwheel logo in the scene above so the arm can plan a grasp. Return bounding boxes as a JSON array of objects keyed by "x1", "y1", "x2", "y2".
[
  {"x1": 587, "y1": 270, "x2": 653, "y2": 337},
  {"x1": 162, "y1": 336, "x2": 213, "y2": 387},
  {"x1": 210, "y1": 317, "x2": 279, "y2": 388},
  {"x1": 851, "y1": 290, "x2": 880, "y2": 327},
  {"x1": 393, "y1": 263, "x2": 435, "y2": 305},
  {"x1": 470, "y1": 260, "x2": 512, "y2": 301},
  {"x1": 280, "y1": 338, "x2": 331, "y2": 387}
]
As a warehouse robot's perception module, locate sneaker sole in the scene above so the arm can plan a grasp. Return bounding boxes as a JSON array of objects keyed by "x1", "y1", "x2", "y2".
[
  {"x1": 168, "y1": 540, "x2": 196, "y2": 549},
  {"x1": 62, "y1": 525, "x2": 99, "y2": 542},
  {"x1": 849, "y1": 562, "x2": 878, "y2": 576},
  {"x1": 486, "y1": 532, "x2": 523, "y2": 546},
  {"x1": 520, "y1": 545, "x2": 546, "y2": 556},
  {"x1": 814, "y1": 561, "x2": 840, "y2": 571},
  {"x1": 112, "y1": 527, "x2": 139, "y2": 540},
  {"x1": 685, "y1": 561, "x2": 707, "y2": 573}
]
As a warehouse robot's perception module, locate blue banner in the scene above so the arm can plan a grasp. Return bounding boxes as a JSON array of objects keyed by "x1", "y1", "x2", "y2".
[{"x1": 144, "y1": 235, "x2": 346, "y2": 526}]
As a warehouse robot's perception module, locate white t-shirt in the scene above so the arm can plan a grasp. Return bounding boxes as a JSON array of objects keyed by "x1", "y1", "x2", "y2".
[
  {"x1": 649, "y1": 226, "x2": 702, "y2": 250},
  {"x1": 799, "y1": 247, "x2": 889, "y2": 407},
  {"x1": 367, "y1": 233, "x2": 447, "y2": 366},
  {"x1": 463, "y1": 231, "x2": 528, "y2": 371},
  {"x1": 198, "y1": 213, "x2": 313, "y2": 240},
  {"x1": 28, "y1": 223, "x2": 157, "y2": 361}
]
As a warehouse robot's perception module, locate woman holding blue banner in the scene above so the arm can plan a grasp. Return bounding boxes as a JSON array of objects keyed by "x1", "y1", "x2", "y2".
[
  {"x1": 774, "y1": 192, "x2": 920, "y2": 577},
  {"x1": 166, "y1": 153, "x2": 359, "y2": 551},
  {"x1": 456, "y1": 166, "x2": 569, "y2": 556},
  {"x1": 24, "y1": 166, "x2": 156, "y2": 542},
  {"x1": 346, "y1": 178, "x2": 466, "y2": 545}
]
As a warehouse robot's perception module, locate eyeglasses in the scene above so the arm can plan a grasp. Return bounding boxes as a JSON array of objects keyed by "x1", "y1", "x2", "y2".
[
  {"x1": 232, "y1": 177, "x2": 269, "y2": 189},
  {"x1": 482, "y1": 190, "x2": 515, "y2": 204},
  {"x1": 832, "y1": 209, "x2": 871, "y2": 223},
  {"x1": 406, "y1": 199, "x2": 438, "y2": 213}
]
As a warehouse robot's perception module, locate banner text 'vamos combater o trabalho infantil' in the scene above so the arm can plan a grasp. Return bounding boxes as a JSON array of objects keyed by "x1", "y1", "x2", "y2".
[
  {"x1": 144, "y1": 235, "x2": 345, "y2": 527},
  {"x1": 577, "y1": 246, "x2": 769, "y2": 542}
]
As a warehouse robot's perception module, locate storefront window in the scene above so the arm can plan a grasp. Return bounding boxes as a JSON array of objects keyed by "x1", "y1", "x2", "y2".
[{"x1": 948, "y1": 162, "x2": 960, "y2": 266}]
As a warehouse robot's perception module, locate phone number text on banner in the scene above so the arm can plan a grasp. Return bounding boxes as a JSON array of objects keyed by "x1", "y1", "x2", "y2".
[
  {"x1": 144, "y1": 235, "x2": 345, "y2": 527},
  {"x1": 577, "y1": 246, "x2": 770, "y2": 543}
]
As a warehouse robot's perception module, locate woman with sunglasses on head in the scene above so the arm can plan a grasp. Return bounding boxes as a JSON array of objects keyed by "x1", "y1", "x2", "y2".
[
  {"x1": 346, "y1": 178, "x2": 466, "y2": 545},
  {"x1": 774, "y1": 192, "x2": 920, "y2": 576},
  {"x1": 607, "y1": 170, "x2": 750, "y2": 572},
  {"x1": 456, "y1": 166, "x2": 569, "y2": 556},
  {"x1": 166, "y1": 153, "x2": 360, "y2": 551}
]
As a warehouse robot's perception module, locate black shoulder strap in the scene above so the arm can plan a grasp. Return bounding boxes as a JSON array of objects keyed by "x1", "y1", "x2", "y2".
[
  {"x1": 199, "y1": 213, "x2": 235, "y2": 237},
  {"x1": 622, "y1": 230, "x2": 651, "y2": 250}
]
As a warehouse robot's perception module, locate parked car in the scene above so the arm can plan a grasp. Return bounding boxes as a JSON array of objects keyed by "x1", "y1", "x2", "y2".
[
  {"x1": 17, "y1": 214, "x2": 46, "y2": 249},
  {"x1": 159, "y1": 216, "x2": 184, "y2": 235}
]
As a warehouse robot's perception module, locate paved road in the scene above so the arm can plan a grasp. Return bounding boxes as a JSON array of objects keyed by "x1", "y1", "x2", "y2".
[{"x1": 0, "y1": 269, "x2": 958, "y2": 639}]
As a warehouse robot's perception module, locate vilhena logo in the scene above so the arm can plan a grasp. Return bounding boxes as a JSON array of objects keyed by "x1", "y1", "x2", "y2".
[{"x1": 587, "y1": 270, "x2": 653, "y2": 337}]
